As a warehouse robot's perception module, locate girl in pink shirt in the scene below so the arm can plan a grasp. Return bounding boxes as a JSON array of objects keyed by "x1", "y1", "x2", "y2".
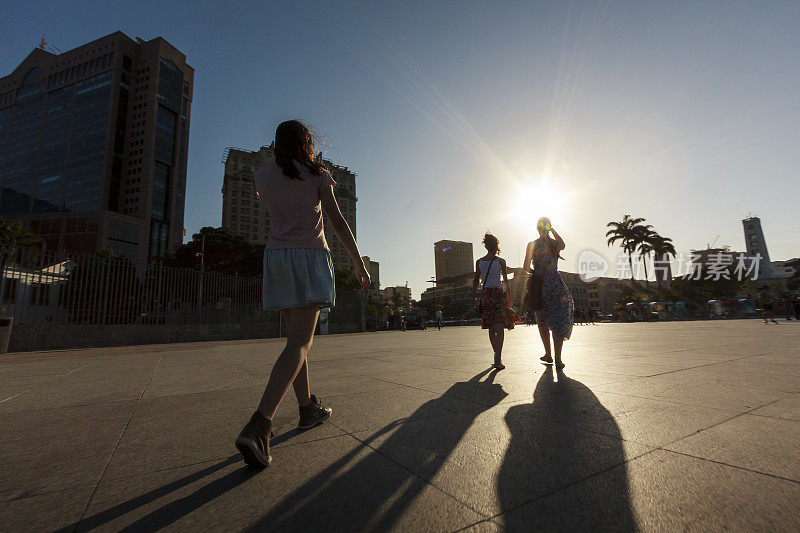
[{"x1": 236, "y1": 120, "x2": 369, "y2": 468}]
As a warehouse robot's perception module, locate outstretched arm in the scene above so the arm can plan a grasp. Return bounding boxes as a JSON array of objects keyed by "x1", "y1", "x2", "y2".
[
  {"x1": 471, "y1": 260, "x2": 481, "y2": 304},
  {"x1": 320, "y1": 185, "x2": 370, "y2": 290},
  {"x1": 523, "y1": 242, "x2": 534, "y2": 274}
]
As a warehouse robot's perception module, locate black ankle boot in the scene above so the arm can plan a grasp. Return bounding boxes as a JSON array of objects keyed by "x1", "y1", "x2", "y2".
[{"x1": 236, "y1": 411, "x2": 272, "y2": 467}]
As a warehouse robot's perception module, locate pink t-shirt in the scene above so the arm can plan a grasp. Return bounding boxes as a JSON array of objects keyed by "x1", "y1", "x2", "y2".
[{"x1": 254, "y1": 160, "x2": 336, "y2": 250}]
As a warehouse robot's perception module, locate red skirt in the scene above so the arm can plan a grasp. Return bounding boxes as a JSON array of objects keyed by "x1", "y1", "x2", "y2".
[{"x1": 481, "y1": 287, "x2": 519, "y2": 329}]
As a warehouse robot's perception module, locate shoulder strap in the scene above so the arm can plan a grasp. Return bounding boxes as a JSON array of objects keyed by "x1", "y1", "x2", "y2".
[{"x1": 481, "y1": 257, "x2": 496, "y2": 289}]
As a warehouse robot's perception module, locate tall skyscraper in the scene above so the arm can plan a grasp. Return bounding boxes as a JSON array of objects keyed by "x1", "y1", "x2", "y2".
[
  {"x1": 221, "y1": 144, "x2": 358, "y2": 270},
  {"x1": 434, "y1": 240, "x2": 474, "y2": 281},
  {"x1": 742, "y1": 216, "x2": 773, "y2": 279},
  {"x1": 0, "y1": 32, "x2": 193, "y2": 263}
]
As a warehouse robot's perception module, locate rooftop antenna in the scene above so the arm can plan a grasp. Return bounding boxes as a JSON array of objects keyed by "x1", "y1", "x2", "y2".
[
  {"x1": 38, "y1": 35, "x2": 61, "y2": 54},
  {"x1": 707, "y1": 235, "x2": 719, "y2": 249}
]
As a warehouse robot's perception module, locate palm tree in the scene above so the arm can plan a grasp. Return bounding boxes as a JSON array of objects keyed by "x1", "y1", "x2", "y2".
[
  {"x1": 635, "y1": 227, "x2": 657, "y2": 289},
  {"x1": 606, "y1": 215, "x2": 648, "y2": 280},
  {"x1": 649, "y1": 234, "x2": 677, "y2": 291}
]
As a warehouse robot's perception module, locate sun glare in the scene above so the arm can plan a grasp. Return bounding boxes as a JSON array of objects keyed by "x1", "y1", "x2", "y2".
[{"x1": 512, "y1": 177, "x2": 568, "y2": 233}]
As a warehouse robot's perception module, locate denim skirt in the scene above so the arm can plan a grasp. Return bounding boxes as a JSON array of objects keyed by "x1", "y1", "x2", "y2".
[{"x1": 262, "y1": 248, "x2": 335, "y2": 310}]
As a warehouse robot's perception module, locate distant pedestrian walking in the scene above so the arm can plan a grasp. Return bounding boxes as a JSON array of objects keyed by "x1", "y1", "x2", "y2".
[
  {"x1": 523, "y1": 217, "x2": 574, "y2": 369},
  {"x1": 472, "y1": 233, "x2": 518, "y2": 370},
  {"x1": 758, "y1": 286, "x2": 779, "y2": 325},
  {"x1": 783, "y1": 293, "x2": 793, "y2": 321},
  {"x1": 235, "y1": 120, "x2": 370, "y2": 468},
  {"x1": 436, "y1": 309, "x2": 443, "y2": 330}
]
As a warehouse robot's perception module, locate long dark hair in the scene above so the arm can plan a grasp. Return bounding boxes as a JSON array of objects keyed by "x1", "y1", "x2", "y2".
[
  {"x1": 274, "y1": 120, "x2": 322, "y2": 180},
  {"x1": 483, "y1": 232, "x2": 500, "y2": 255}
]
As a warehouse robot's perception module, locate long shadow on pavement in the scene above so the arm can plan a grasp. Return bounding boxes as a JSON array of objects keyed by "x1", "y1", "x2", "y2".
[
  {"x1": 498, "y1": 366, "x2": 637, "y2": 530},
  {"x1": 54, "y1": 454, "x2": 250, "y2": 532},
  {"x1": 60, "y1": 369, "x2": 505, "y2": 532},
  {"x1": 245, "y1": 367, "x2": 508, "y2": 532}
]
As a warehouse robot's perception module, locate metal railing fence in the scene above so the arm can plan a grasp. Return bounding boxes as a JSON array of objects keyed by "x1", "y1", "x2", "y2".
[{"x1": 0, "y1": 244, "x2": 279, "y2": 327}]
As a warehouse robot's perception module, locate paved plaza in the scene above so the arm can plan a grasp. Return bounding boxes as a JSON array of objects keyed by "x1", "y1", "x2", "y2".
[{"x1": 1, "y1": 320, "x2": 799, "y2": 531}]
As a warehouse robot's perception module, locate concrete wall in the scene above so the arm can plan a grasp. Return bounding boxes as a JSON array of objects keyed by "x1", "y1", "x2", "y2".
[
  {"x1": 7, "y1": 317, "x2": 367, "y2": 353},
  {"x1": 8, "y1": 323, "x2": 281, "y2": 352}
]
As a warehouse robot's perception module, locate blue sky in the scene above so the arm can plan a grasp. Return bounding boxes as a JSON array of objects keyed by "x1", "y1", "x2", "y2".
[{"x1": 2, "y1": 1, "x2": 799, "y2": 297}]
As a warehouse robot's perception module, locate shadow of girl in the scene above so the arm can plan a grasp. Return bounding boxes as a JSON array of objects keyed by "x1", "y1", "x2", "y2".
[
  {"x1": 246, "y1": 368, "x2": 508, "y2": 532},
  {"x1": 498, "y1": 367, "x2": 637, "y2": 530}
]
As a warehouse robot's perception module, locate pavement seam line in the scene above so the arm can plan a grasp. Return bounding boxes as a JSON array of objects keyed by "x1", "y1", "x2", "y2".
[
  {"x1": 368, "y1": 376, "x2": 512, "y2": 409},
  {"x1": 73, "y1": 357, "x2": 162, "y2": 532},
  {"x1": 329, "y1": 419, "x2": 493, "y2": 521},
  {"x1": 660, "y1": 394, "x2": 793, "y2": 445},
  {"x1": 209, "y1": 348, "x2": 264, "y2": 379},
  {"x1": 0, "y1": 389, "x2": 32, "y2": 403},
  {"x1": 639, "y1": 352, "x2": 771, "y2": 378},
  {"x1": 455, "y1": 447, "x2": 663, "y2": 532},
  {"x1": 590, "y1": 384, "x2": 787, "y2": 412},
  {"x1": 455, "y1": 393, "x2": 795, "y2": 530},
  {"x1": 660, "y1": 449, "x2": 800, "y2": 485},
  {"x1": 0, "y1": 361, "x2": 98, "y2": 405}
]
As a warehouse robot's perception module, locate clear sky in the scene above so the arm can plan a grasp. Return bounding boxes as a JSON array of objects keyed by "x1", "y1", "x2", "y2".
[{"x1": 2, "y1": 1, "x2": 799, "y2": 297}]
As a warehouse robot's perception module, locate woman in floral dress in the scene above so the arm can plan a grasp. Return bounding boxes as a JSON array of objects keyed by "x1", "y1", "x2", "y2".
[{"x1": 523, "y1": 217, "x2": 574, "y2": 368}]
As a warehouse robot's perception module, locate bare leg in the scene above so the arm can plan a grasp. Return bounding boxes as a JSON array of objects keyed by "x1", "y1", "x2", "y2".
[
  {"x1": 281, "y1": 309, "x2": 312, "y2": 407},
  {"x1": 257, "y1": 305, "x2": 320, "y2": 419},
  {"x1": 292, "y1": 360, "x2": 311, "y2": 407},
  {"x1": 553, "y1": 334, "x2": 565, "y2": 367},
  {"x1": 494, "y1": 324, "x2": 505, "y2": 355},
  {"x1": 538, "y1": 323, "x2": 552, "y2": 361},
  {"x1": 488, "y1": 327, "x2": 499, "y2": 354}
]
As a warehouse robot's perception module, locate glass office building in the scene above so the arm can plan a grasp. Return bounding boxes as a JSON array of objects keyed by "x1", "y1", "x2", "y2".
[{"x1": 0, "y1": 32, "x2": 193, "y2": 263}]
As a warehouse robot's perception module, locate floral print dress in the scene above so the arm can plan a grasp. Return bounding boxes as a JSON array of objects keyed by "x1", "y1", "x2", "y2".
[{"x1": 531, "y1": 238, "x2": 574, "y2": 340}]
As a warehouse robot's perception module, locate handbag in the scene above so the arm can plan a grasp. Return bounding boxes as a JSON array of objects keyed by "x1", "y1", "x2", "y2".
[
  {"x1": 477, "y1": 257, "x2": 496, "y2": 314},
  {"x1": 524, "y1": 270, "x2": 544, "y2": 312}
]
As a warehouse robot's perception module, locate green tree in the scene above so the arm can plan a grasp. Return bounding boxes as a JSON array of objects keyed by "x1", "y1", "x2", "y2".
[
  {"x1": 334, "y1": 268, "x2": 360, "y2": 291},
  {"x1": 165, "y1": 227, "x2": 264, "y2": 276},
  {"x1": 0, "y1": 218, "x2": 43, "y2": 249},
  {"x1": 364, "y1": 282, "x2": 383, "y2": 325},
  {"x1": 606, "y1": 215, "x2": 649, "y2": 280},
  {"x1": 1, "y1": 218, "x2": 44, "y2": 303},
  {"x1": 392, "y1": 291, "x2": 405, "y2": 313},
  {"x1": 788, "y1": 276, "x2": 800, "y2": 292}
]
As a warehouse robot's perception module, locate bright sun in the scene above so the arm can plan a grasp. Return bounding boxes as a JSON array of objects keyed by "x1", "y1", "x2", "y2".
[{"x1": 512, "y1": 177, "x2": 568, "y2": 233}]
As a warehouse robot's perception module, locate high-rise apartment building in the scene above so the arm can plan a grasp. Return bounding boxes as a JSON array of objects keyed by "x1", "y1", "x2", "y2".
[
  {"x1": 220, "y1": 145, "x2": 357, "y2": 270},
  {"x1": 434, "y1": 240, "x2": 474, "y2": 281},
  {"x1": 742, "y1": 216, "x2": 773, "y2": 279},
  {"x1": 0, "y1": 32, "x2": 193, "y2": 263},
  {"x1": 361, "y1": 256, "x2": 380, "y2": 291}
]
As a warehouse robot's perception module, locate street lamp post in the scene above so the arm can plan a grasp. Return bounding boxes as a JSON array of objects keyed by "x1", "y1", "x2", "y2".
[{"x1": 427, "y1": 276, "x2": 437, "y2": 319}]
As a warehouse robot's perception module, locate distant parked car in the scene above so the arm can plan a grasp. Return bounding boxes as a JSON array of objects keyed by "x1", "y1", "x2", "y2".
[{"x1": 403, "y1": 311, "x2": 426, "y2": 330}]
